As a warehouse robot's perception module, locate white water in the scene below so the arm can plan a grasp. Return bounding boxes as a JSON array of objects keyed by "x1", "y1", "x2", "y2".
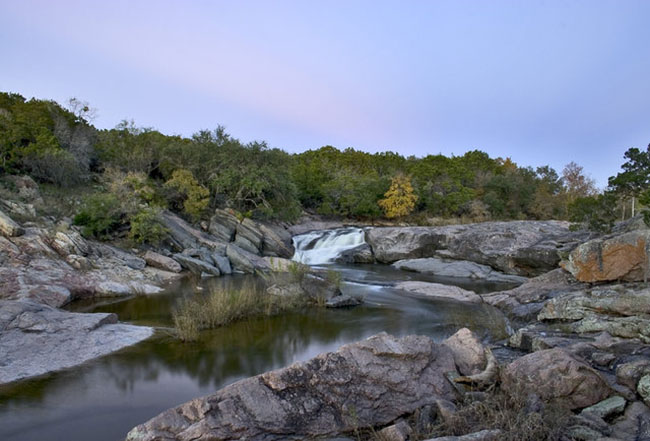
[{"x1": 292, "y1": 227, "x2": 366, "y2": 265}]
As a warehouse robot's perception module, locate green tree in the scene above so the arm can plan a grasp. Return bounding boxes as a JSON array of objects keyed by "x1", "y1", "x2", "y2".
[{"x1": 608, "y1": 145, "x2": 650, "y2": 218}]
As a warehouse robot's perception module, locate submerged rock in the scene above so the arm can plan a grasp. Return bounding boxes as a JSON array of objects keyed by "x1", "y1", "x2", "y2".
[
  {"x1": 126, "y1": 333, "x2": 458, "y2": 441},
  {"x1": 393, "y1": 257, "x2": 527, "y2": 284},
  {"x1": 334, "y1": 243, "x2": 374, "y2": 264},
  {"x1": 395, "y1": 281, "x2": 482, "y2": 304},
  {"x1": 0, "y1": 300, "x2": 153, "y2": 384}
]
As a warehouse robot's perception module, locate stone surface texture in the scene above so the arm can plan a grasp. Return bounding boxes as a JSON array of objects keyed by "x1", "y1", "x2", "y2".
[
  {"x1": 395, "y1": 281, "x2": 482, "y2": 304},
  {"x1": 0, "y1": 300, "x2": 153, "y2": 384},
  {"x1": 126, "y1": 333, "x2": 458, "y2": 441},
  {"x1": 562, "y1": 230, "x2": 650, "y2": 282}
]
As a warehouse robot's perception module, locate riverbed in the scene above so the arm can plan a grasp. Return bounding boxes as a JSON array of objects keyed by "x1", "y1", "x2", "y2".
[{"x1": 0, "y1": 263, "x2": 514, "y2": 441}]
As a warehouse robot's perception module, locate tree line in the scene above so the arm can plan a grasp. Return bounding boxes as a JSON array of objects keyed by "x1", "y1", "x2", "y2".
[{"x1": 0, "y1": 91, "x2": 645, "y2": 241}]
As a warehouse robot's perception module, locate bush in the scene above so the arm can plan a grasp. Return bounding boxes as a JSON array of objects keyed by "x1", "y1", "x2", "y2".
[
  {"x1": 73, "y1": 193, "x2": 123, "y2": 239},
  {"x1": 128, "y1": 206, "x2": 168, "y2": 245},
  {"x1": 164, "y1": 169, "x2": 209, "y2": 221},
  {"x1": 427, "y1": 382, "x2": 569, "y2": 441}
]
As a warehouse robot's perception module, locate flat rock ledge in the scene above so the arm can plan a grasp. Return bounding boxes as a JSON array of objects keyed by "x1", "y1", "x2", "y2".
[
  {"x1": 395, "y1": 281, "x2": 483, "y2": 304},
  {"x1": 0, "y1": 300, "x2": 153, "y2": 384},
  {"x1": 126, "y1": 333, "x2": 458, "y2": 441}
]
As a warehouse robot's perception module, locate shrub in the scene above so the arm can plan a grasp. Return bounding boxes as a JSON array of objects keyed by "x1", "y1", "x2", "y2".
[
  {"x1": 427, "y1": 382, "x2": 569, "y2": 441},
  {"x1": 73, "y1": 193, "x2": 123, "y2": 239},
  {"x1": 128, "y1": 206, "x2": 168, "y2": 245},
  {"x1": 164, "y1": 169, "x2": 209, "y2": 221}
]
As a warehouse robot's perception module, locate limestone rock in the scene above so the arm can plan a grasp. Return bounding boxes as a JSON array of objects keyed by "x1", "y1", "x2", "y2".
[
  {"x1": 443, "y1": 328, "x2": 487, "y2": 376},
  {"x1": 562, "y1": 230, "x2": 650, "y2": 282},
  {"x1": 258, "y1": 222, "x2": 294, "y2": 258},
  {"x1": 395, "y1": 281, "x2": 482, "y2": 304},
  {"x1": 126, "y1": 333, "x2": 458, "y2": 441},
  {"x1": 50, "y1": 230, "x2": 90, "y2": 257},
  {"x1": 173, "y1": 254, "x2": 220, "y2": 276},
  {"x1": 0, "y1": 300, "x2": 153, "y2": 384},
  {"x1": 211, "y1": 253, "x2": 232, "y2": 275},
  {"x1": 235, "y1": 218, "x2": 263, "y2": 253},
  {"x1": 367, "y1": 221, "x2": 585, "y2": 276},
  {"x1": 208, "y1": 209, "x2": 239, "y2": 242},
  {"x1": 366, "y1": 226, "x2": 441, "y2": 263},
  {"x1": 393, "y1": 257, "x2": 527, "y2": 284},
  {"x1": 161, "y1": 211, "x2": 228, "y2": 253},
  {"x1": 502, "y1": 348, "x2": 611, "y2": 409},
  {"x1": 0, "y1": 209, "x2": 24, "y2": 237},
  {"x1": 481, "y1": 268, "x2": 585, "y2": 320},
  {"x1": 226, "y1": 243, "x2": 270, "y2": 273},
  {"x1": 143, "y1": 251, "x2": 182, "y2": 273},
  {"x1": 334, "y1": 243, "x2": 375, "y2": 264}
]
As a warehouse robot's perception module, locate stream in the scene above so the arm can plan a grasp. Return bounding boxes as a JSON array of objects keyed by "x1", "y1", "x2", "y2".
[{"x1": 0, "y1": 228, "x2": 516, "y2": 441}]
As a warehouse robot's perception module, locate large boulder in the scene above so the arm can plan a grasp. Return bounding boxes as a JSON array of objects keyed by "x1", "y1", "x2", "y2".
[
  {"x1": 0, "y1": 300, "x2": 153, "y2": 384},
  {"x1": 161, "y1": 211, "x2": 228, "y2": 254},
  {"x1": 393, "y1": 257, "x2": 527, "y2": 284},
  {"x1": 335, "y1": 243, "x2": 375, "y2": 264},
  {"x1": 395, "y1": 281, "x2": 482, "y2": 304},
  {"x1": 173, "y1": 254, "x2": 221, "y2": 276},
  {"x1": 143, "y1": 251, "x2": 182, "y2": 273},
  {"x1": 502, "y1": 348, "x2": 611, "y2": 409},
  {"x1": 257, "y1": 222, "x2": 294, "y2": 258},
  {"x1": 235, "y1": 218, "x2": 263, "y2": 254},
  {"x1": 366, "y1": 227, "x2": 441, "y2": 263},
  {"x1": 562, "y1": 230, "x2": 650, "y2": 282},
  {"x1": 126, "y1": 333, "x2": 458, "y2": 441},
  {"x1": 50, "y1": 230, "x2": 91, "y2": 257},
  {"x1": 0, "y1": 209, "x2": 24, "y2": 237},
  {"x1": 226, "y1": 243, "x2": 270, "y2": 273},
  {"x1": 208, "y1": 209, "x2": 239, "y2": 242},
  {"x1": 442, "y1": 328, "x2": 487, "y2": 376}
]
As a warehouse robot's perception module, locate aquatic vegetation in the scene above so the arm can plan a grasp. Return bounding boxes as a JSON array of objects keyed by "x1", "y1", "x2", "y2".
[{"x1": 173, "y1": 284, "x2": 307, "y2": 342}]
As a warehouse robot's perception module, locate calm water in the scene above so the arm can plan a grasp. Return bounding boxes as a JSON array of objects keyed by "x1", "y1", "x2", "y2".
[{"x1": 0, "y1": 264, "x2": 513, "y2": 441}]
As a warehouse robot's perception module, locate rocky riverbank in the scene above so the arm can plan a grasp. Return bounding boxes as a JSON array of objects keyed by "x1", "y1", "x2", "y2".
[{"x1": 126, "y1": 218, "x2": 650, "y2": 440}]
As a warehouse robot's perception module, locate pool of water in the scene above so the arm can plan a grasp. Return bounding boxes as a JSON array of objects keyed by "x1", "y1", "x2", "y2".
[{"x1": 0, "y1": 264, "x2": 513, "y2": 441}]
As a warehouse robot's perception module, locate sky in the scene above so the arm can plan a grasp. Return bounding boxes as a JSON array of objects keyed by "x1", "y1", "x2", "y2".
[{"x1": 1, "y1": 0, "x2": 649, "y2": 188}]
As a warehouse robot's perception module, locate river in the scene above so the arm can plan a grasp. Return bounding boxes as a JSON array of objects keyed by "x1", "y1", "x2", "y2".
[{"x1": 0, "y1": 228, "x2": 515, "y2": 441}]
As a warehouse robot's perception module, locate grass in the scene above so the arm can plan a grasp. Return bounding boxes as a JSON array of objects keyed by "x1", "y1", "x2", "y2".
[
  {"x1": 173, "y1": 283, "x2": 307, "y2": 341},
  {"x1": 425, "y1": 382, "x2": 570, "y2": 441}
]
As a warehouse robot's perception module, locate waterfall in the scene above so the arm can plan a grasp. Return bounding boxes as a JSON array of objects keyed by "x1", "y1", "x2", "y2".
[{"x1": 292, "y1": 227, "x2": 366, "y2": 265}]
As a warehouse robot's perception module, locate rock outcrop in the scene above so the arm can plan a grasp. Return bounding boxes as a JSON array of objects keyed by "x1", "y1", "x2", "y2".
[
  {"x1": 562, "y1": 230, "x2": 650, "y2": 282},
  {"x1": 367, "y1": 221, "x2": 587, "y2": 276},
  {"x1": 0, "y1": 300, "x2": 153, "y2": 384},
  {"x1": 538, "y1": 283, "x2": 650, "y2": 342},
  {"x1": 393, "y1": 257, "x2": 527, "y2": 284},
  {"x1": 0, "y1": 208, "x2": 25, "y2": 237},
  {"x1": 395, "y1": 281, "x2": 482, "y2": 304},
  {"x1": 126, "y1": 333, "x2": 458, "y2": 441}
]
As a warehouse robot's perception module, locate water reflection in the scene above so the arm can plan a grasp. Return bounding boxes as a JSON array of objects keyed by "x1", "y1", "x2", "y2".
[{"x1": 0, "y1": 265, "x2": 510, "y2": 441}]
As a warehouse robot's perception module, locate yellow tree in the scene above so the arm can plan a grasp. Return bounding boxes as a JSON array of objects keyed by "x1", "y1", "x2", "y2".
[{"x1": 378, "y1": 175, "x2": 418, "y2": 218}]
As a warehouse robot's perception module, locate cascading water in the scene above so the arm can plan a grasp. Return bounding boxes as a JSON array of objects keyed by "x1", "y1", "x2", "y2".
[{"x1": 292, "y1": 227, "x2": 366, "y2": 265}]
